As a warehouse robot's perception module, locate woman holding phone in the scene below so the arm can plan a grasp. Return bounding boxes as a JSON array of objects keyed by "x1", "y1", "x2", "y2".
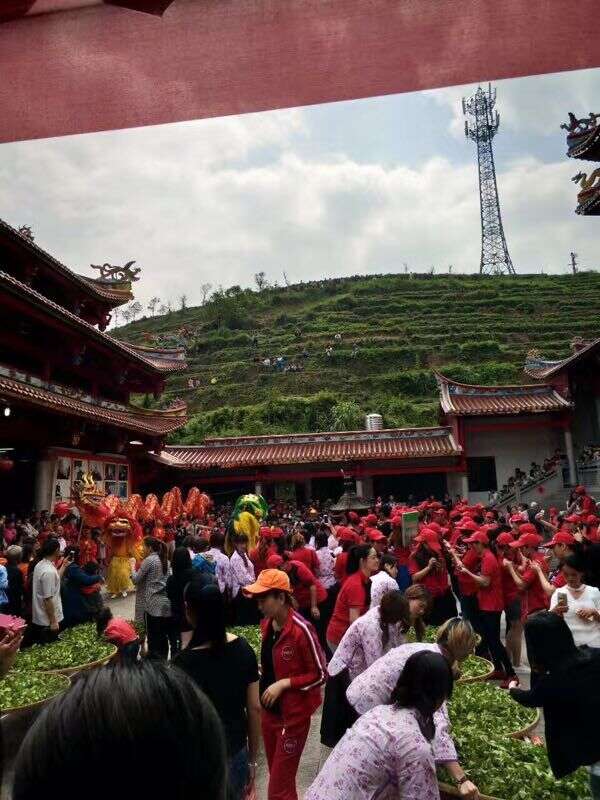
[{"x1": 549, "y1": 553, "x2": 600, "y2": 647}]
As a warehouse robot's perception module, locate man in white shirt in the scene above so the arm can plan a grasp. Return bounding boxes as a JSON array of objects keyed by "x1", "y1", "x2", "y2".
[{"x1": 31, "y1": 538, "x2": 71, "y2": 644}]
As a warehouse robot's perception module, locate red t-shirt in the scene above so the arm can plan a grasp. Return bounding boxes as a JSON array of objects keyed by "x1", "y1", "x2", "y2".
[
  {"x1": 457, "y1": 548, "x2": 480, "y2": 597},
  {"x1": 334, "y1": 551, "x2": 350, "y2": 585},
  {"x1": 391, "y1": 545, "x2": 411, "y2": 567},
  {"x1": 477, "y1": 550, "x2": 504, "y2": 612},
  {"x1": 291, "y1": 547, "x2": 319, "y2": 575},
  {"x1": 551, "y1": 570, "x2": 566, "y2": 588},
  {"x1": 288, "y1": 560, "x2": 327, "y2": 609},
  {"x1": 326, "y1": 571, "x2": 369, "y2": 645},
  {"x1": 521, "y1": 553, "x2": 550, "y2": 615},
  {"x1": 501, "y1": 555, "x2": 520, "y2": 605},
  {"x1": 104, "y1": 618, "x2": 137, "y2": 647},
  {"x1": 408, "y1": 555, "x2": 449, "y2": 598},
  {"x1": 249, "y1": 544, "x2": 276, "y2": 576}
]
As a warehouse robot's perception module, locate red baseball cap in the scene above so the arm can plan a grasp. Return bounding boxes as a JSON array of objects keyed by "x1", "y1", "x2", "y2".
[
  {"x1": 265, "y1": 554, "x2": 284, "y2": 568},
  {"x1": 337, "y1": 526, "x2": 358, "y2": 543},
  {"x1": 348, "y1": 511, "x2": 360, "y2": 523},
  {"x1": 457, "y1": 519, "x2": 478, "y2": 532},
  {"x1": 547, "y1": 531, "x2": 576, "y2": 547},
  {"x1": 564, "y1": 515, "x2": 582, "y2": 524},
  {"x1": 426, "y1": 522, "x2": 443, "y2": 533},
  {"x1": 364, "y1": 513, "x2": 378, "y2": 526},
  {"x1": 510, "y1": 532, "x2": 543, "y2": 549},
  {"x1": 518, "y1": 522, "x2": 538, "y2": 536},
  {"x1": 496, "y1": 532, "x2": 515, "y2": 546},
  {"x1": 575, "y1": 485, "x2": 587, "y2": 495},
  {"x1": 464, "y1": 530, "x2": 489, "y2": 545},
  {"x1": 367, "y1": 528, "x2": 386, "y2": 543},
  {"x1": 414, "y1": 529, "x2": 442, "y2": 552}
]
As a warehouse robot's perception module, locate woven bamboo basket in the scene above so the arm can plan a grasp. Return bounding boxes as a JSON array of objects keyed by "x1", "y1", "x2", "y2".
[
  {"x1": 43, "y1": 646, "x2": 118, "y2": 677},
  {"x1": 1, "y1": 672, "x2": 70, "y2": 717},
  {"x1": 457, "y1": 656, "x2": 495, "y2": 684},
  {"x1": 507, "y1": 708, "x2": 541, "y2": 739},
  {"x1": 439, "y1": 780, "x2": 501, "y2": 800}
]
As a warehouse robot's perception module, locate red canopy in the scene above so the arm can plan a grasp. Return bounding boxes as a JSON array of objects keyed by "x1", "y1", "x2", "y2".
[{"x1": 1, "y1": 0, "x2": 599, "y2": 143}]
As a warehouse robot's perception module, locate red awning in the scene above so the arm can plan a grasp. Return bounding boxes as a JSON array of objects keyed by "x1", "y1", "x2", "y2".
[{"x1": 0, "y1": 0, "x2": 599, "y2": 143}]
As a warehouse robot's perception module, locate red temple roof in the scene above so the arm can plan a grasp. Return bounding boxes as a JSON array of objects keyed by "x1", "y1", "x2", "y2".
[
  {"x1": 1, "y1": 271, "x2": 186, "y2": 376},
  {"x1": 161, "y1": 427, "x2": 461, "y2": 470},
  {"x1": 0, "y1": 218, "x2": 133, "y2": 309},
  {"x1": 125, "y1": 343, "x2": 187, "y2": 372},
  {"x1": 0, "y1": 368, "x2": 187, "y2": 436},
  {"x1": 435, "y1": 372, "x2": 571, "y2": 416},
  {"x1": 524, "y1": 335, "x2": 600, "y2": 381},
  {"x1": 563, "y1": 112, "x2": 600, "y2": 162}
]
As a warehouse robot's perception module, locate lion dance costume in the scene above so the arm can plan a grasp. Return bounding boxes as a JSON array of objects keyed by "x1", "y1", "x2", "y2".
[
  {"x1": 225, "y1": 493, "x2": 268, "y2": 555},
  {"x1": 72, "y1": 473, "x2": 211, "y2": 596}
]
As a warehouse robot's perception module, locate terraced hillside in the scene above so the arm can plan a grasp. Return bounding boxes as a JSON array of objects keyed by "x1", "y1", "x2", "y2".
[{"x1": 115, "y1": 272, "x2": 600, "y2": 443}]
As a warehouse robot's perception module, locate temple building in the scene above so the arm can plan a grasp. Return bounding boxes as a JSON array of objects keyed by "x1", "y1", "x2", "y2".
[
  {"x1": 562, "y1": 111, "x2": 600, "y2": 216},
  {"x1": 0, "y1": 220, "x2": 187, "y2": 512},
  {"x1": 146, "y1": 337, "x2": 600, "y2": 507}
]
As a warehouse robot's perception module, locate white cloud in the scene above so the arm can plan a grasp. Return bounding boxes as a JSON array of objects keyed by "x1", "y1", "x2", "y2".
[
  {"x1": 427, "y1": 67, "x2": 600, "y2": 138},
  {"x1": 0, "y1": 89, "x2": 596, "y2": 318}
]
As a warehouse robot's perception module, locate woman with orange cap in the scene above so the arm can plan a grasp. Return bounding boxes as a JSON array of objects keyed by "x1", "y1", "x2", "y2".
[{"x1": 244, "y1": 569, "x2": 326, "y2": 800}]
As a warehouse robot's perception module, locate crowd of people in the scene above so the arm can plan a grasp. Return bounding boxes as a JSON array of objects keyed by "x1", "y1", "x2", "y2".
[
  {"x1": 492, "y1": 448, "x2": 564, "y2": 503},
  {"x1": 2, "y1": 484, "x2": 600, "y2": 799}
]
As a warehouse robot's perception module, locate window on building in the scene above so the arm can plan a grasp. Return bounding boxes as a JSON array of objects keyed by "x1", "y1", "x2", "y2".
[{"x1": 467, "y1": 457, "x2": 497, "y2": 493}]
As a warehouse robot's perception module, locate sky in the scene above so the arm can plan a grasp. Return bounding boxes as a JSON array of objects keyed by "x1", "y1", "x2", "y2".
[{"x1": 0, "y1": 66, "x2": 598, "y2": 314}]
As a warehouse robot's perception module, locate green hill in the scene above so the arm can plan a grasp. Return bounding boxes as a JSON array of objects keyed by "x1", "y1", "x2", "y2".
[{"x1": 115, "y1": 272, "x2": 600, "y2": 443}]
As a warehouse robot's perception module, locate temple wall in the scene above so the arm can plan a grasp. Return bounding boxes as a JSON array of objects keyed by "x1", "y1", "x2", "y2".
[{"x1": 465, "y1": 425, "x2": 561, "y2": 504}]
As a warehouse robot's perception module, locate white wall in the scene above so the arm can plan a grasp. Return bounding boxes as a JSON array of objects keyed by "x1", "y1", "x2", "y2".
[{"x1": 465, "y1": 422, "x2": 562, "y2": 502}]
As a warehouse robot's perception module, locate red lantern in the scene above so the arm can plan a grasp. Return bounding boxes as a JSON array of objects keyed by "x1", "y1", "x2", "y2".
[{"x1": 0, "y1": 459, "x2": 14, "y2": 472}]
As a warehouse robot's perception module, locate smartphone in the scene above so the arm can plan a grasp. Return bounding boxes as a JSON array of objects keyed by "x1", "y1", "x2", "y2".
[{"x1": 557, "y1": 591, "x2": 568, "y2": 608}]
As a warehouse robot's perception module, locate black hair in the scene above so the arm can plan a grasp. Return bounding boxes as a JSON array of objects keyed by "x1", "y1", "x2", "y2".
[
  {"x1": 209, "y1": 531, "x2": 225, "y2": 550},
  {"x1": 11, "y1": 661, "x2": 227, "y2": 800},
  {"x1": 39, "y1": 538, "x2": 61, "y2": 558},
  {"x1": 390, "y1": 651, "x2": 454, "y2": 741},
  {"x1": 524, "y1": 611, "x2": 579, "y2": 673},
  {"x1": 96, "y1": 607, "x2": 113, "y2": 637},
  {"x1": 171, "y1": 546, "x2": 192, "y2": 576},
  {"x1": 563, "y1": 552, "x2": 586, "y2": 574},
  {"x1": 143, "y1": 537, "x2": 168, "y2": 575},
  {"x1": 315, "y1": 530, "x2": 328, "y2": 549},
  {"x1": 379, "y1": 591, "x2": 411, "y2": 648},
  {"x1": 379, "y1": 553, "x2": 397, "y2": 574},
  {"x1": 83, "y1": 561, "x2": 99, "y2": 576},
  {"x1": 346, "y1": 544, "x2": 373, "y2": 575},
  {"x1": 185, "y1": 581, "x2": 227, "y2": 651}
]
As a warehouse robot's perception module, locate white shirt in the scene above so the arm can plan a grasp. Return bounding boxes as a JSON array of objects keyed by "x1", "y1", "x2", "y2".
[
  {"x1": 32, "y1": 558, "x2": 63, "y2": 627},
  {"x1": 370, "y1": 570, "x2": 399, "y2": 608},
  {"x1": 550, "y1": 584, "x2": 600, "y2": 647}
]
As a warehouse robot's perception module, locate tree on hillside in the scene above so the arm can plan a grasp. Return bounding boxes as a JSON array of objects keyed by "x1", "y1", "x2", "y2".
[
  {"x1": 329, "y1": 400, "x2": 364, "y2": 432},
  {"x1": 179, "y1": 294, "x2": 187, "y2": 311},
  {"x1": 200, "y1": 282, "x2": 212, "y2": 305},
  {"x1": 129, "y1": 301, "x2": 143, "y2": 321},
  {"x1": 121, "y1": 307, "x2": 132, "y2": 325},
  {"x1": 254, "y1": 271, "x2": 268, "y2": 291},
  {"x1": 158, "y1": 304, "x2": 168, "y2": 316},
  {"x1": 148, "y1": 296, "x2": 160, "y2": 316},
  {"x1": 112, "y1": 307, "x2": 121, "y2": 328}
]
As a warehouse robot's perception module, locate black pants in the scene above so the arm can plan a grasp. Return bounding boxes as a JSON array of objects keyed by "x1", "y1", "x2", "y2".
[
  {"x1": 145, "y1": 613, "x2": 170, "y2": 660},
  {"x1": 425, "y1": 589, "x2": 458, "y2": 627},
  {"x1": 478, "y1": 610, "x2": 515, "y2": 676},
  {"x1": 460, "y1": 594, "x2": 489, "y2": 659},
  {"x1": 120, "y1": 639, "x2": 141, "y2": 665}
]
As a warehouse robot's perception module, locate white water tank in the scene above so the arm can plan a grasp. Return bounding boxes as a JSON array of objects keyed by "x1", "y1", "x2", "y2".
[{"x1": 365, "y1": 413, "x2": 383, "y2": 431}]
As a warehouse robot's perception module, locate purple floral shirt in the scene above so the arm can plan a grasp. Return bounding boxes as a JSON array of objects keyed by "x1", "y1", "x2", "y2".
[
  {"x1": 316, "y1": 546, "x2": 336, "y2": 589},
  {"x1": 208, "y1": 548, "x2": 230, "y2": 594},
  {"x1": 346, "y1": 642, "x2": 458, "y2": 763},
  {"x1": 369, "y1": 571, "x2": 400, "y2": 608},
  {"x1": 328, "y1": 606, "x2": 405, "y2": 681},
  {"x1": 305, "y1": 705, "x2": 440, "y2": 800},
  {"x1": 228, "y1": 550, "x2": 255, "y2": 598}
]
